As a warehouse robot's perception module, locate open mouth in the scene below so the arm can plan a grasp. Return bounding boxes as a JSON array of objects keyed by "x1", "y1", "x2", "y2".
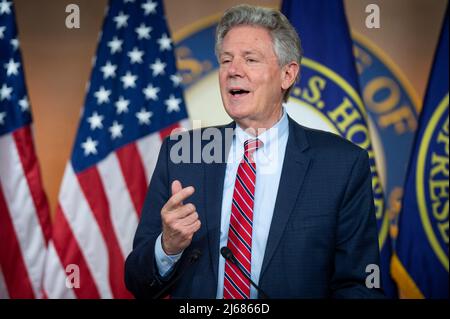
[{"x1": 229, "y1": 88, "x2": 250, "y2": 97}]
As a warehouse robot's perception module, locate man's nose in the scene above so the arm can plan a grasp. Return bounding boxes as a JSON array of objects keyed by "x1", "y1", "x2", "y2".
[{"x1": 228, "y1": 59, "x2": 244, "y2": 77}]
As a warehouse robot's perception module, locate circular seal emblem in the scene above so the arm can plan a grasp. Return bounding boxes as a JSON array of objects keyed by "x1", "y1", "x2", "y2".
[
  {"x1": 416, "y1": 94, "x2": 449, "y2": 271},
  {"x1": 285, "y1": 57, "x2": 387, "y2": 247}
]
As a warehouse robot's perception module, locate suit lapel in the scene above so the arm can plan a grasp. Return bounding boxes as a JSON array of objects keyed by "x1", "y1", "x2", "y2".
[
  {"x1": 203, "y1": 122, "x2": 235, "y2": 286},
  {"x1": 259, "y1": 117, "x2": 311, "y2": 280}
]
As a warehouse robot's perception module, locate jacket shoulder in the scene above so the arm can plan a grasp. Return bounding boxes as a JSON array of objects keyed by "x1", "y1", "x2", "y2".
[{"x1": 293, "y1": 120, "x2": 367, "y2": 159}]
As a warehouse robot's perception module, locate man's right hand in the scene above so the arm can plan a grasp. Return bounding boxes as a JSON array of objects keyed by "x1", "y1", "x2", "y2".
[{"x1": 161, "y1": 180, "x2": 201, "y2": 255}]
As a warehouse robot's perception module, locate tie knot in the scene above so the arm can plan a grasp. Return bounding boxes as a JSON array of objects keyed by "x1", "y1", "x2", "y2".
[{"x1": 244, "y1": 139, "x2": 263, "y2": 157}]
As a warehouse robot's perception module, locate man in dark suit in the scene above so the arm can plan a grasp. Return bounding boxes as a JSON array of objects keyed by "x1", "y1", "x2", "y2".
[{"x1": 125, "y1": 4, "x2": 384, "y2": 299}]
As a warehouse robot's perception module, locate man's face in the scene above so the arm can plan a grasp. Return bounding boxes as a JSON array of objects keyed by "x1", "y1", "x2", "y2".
[{"x1": 218, "y1": 25, "x2": 287, "y2": 131}]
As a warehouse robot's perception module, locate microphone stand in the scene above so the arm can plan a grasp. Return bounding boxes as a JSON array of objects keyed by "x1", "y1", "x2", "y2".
[
  {"x1": 220, "y1": 247, "x2": 270, "y2": 299},
  {"x1": 152, "y1": 249, "x2": 201, "y2": 299}
]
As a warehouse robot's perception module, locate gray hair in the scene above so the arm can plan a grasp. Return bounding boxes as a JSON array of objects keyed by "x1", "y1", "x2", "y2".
[{"x1": 215, "y1": 4, "x2": 303, "y2": 102}]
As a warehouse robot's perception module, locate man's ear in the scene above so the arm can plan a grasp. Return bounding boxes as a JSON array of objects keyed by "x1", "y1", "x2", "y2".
[{"x1": 281, "y1": 61, "x2": 300, "y2": 90}]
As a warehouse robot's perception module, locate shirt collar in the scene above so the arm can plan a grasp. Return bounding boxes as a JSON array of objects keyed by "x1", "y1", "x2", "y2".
[{"x1": 234, "y1": 107, "x2": 289, "y2": 153}]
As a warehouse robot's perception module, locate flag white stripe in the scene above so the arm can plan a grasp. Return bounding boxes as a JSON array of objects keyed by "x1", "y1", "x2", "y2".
[
  {"x1": 59, "y1": 164, "x2": 113, "y2": 298},
  {"x1": 0, "y1": 134, "x2": 47, "y2": 298},
  {"x1": 43, "y1": 242, "x2": 76, "y2": 299},
  {"x1": 136, "y1": 119, "x2": 190, "y2": 185},
  {"x1": 136, "y1": 133, "x2": 162, "y2": 185},
  {"x1": 0, "y1": 266, "x2": 9, "y2": 299},
  {"x1": 179, "y1": 119, "x2": 191, "y2": 130},
  {"x1": 97, "y1": 153, "x2": 139, "y2": 259}
]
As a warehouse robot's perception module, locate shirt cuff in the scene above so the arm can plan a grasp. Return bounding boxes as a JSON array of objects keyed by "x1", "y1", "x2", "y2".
[{"x1": 154, "y1": 233, "x2": 183, "y2": 278}]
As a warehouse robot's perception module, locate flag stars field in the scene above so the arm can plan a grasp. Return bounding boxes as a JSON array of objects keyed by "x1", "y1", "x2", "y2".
[
  {"x1": 94, "y1": 86, "x2": 111, "y2": 104},
  {"x1": 142, "y1": 0, "x2": 158, "y2": 15},
  {"x1": 4, "y1": 58, "x2": 19, "y2": 76},
  {"x1": 0, "y1": 26, "x2": 6, "y2": 38},
  {"x1": 113, "y1": 11, "x2": 129, "y2": 29},
  {"x1": 170, "y1": 74, "x2": 182, "y2": 87},
  {"x1": 127, "y1": 47, "x2": 144, "y2": 64},
  {"x1": 87, "y1": 112, "x2": 104, "y2": 130},
  {"x1": 143, "y1": 84, "x2": 160, "y2": 100},
  {"x1": 101, "y1": 61, "x2": 117, "y2": 79},
  {"x1": 121, "y1": 71, "x2": 137, "y2": 89},
  {"x1": 10, "y1": 37, "x2": 18, "y2": 49},
  {"x1": 0, "y1": 0, "x2": 12, "y2": 15},
  {"x1": 0, "y1": 83, "x2": 12, "y2": 101},
  {"x1": 157, "y1": 33, "x2": 172, "y2": 51},
  {"x1": 150, "y1": 58, "x2": 166, "y2": 76},
  {"x1": 115, "y1": 96, "x2": 129, "y2": 114},
  {"x1": 0, "y1": 111, "x2": 6, "y2": 125},
  {"x1": 165, "y1": 94, "x2": 181, "y2": 113},
  {"x1": 107, "y1": 36, "x2": 123, "y2": 54},
  {"x1": 109, "y1": 121, "x2": 124, "y2": 139},
  {"x1": 18, "y1": 96, "x2": 29, "y2": 112},
  {"x1": 136, "y1": 108, "x2": 153, "y2": 125},
  {"x1": 135, "y1": 23, "x2": 152, "y2": 39},
  {"x1": 81, "y1": 137, "x2": 99, "y2": 156}
]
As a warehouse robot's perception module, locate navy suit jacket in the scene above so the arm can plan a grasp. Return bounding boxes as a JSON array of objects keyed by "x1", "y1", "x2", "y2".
[{"x1": 124, "y1": 116, "x2": 384, "y2": 298}]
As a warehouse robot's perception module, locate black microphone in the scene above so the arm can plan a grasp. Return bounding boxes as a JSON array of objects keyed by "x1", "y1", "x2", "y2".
[
  {"x1": 152, "y1": 249, "x2": 201, "y2": 299},
  {"x1": 220, "y1": 247, "x2": 269, "y2": 299}
]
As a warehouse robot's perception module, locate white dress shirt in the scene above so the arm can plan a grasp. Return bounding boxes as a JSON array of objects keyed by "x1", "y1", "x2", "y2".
[{"x1": 155, "y1": 108, "x2": 289, "y2": 299}]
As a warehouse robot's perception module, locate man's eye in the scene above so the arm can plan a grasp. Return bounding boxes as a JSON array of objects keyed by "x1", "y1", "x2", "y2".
[
  {"x1": 246, "y1": 58, "x2": 257, "y2": 63},
  {"x1": 221, "y1": 60, "x2": 231, "y2": 64}
]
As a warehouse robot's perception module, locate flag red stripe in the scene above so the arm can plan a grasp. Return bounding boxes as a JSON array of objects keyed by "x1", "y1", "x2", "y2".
[
  {"x1": 116, "y1": 143, "x2": 147, "y2": 218},
  {"x1": 52, "y1": 204, "x2": 101, "y2": 298},
  {"x1": 12, "y1": 126, "x2": 51, "y2": 243},
  {"x1": 0, "y1": 183, "x2": 35, "y2": 298},
  {"x1": 76, "y1": 167, "x2": 133, "y2": 298},
  {"x1": 159, "y1": 123, "x2": 181, "y2": 139}
]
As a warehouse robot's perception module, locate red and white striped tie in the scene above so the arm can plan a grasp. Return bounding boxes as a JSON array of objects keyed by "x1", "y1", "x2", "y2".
[{"x1": 223, "y1": 138, "x2": 262, "y2": 299}]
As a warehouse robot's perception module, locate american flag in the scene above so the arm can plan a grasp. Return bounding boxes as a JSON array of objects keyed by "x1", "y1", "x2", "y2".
[
  {"x1": 43, "y1": 0, "x2": 189, "y2": 298},
  {"x1": 0, "y1": 0, "x2": 52, "y2": 298}
]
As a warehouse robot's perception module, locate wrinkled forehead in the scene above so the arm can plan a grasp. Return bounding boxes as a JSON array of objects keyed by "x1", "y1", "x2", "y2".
[{"x1": 219, "y1": 25, "x2": 276, "y2": 56}]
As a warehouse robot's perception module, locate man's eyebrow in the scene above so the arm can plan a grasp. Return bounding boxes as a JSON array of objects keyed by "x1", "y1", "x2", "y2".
[
  {"x1": 220, "y1": 52, "x2": 233, "y2": 57},
  {"x1": 242, "y1": 50, "x2": 260, "y2": 55},
  {"x1": 220, "y1": 50, "x2": 261, "y2": 57}
]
